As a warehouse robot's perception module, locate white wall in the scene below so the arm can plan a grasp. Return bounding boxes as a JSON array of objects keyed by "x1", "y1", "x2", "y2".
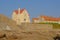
[{"x1": 12, "y1": 9, "x2": 30, "y2": 25}]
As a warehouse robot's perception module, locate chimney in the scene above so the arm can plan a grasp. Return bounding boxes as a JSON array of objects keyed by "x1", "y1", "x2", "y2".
[{"x1": 18, "y1": 8, "x2": 20, "y2": 14}]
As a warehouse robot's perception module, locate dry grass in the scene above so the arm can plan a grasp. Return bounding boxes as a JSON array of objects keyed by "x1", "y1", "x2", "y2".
[{"x1": 0, "y1": 14, "x2": 60, "y2": 40}]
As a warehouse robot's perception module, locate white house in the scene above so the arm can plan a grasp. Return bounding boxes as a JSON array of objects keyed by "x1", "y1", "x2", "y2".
[
  {"x1": 32, "y1": 15, "x2": 60, "y2": 24},
  {"x1": 12, "y1": 8, "x2": 30, "y2": 25}
]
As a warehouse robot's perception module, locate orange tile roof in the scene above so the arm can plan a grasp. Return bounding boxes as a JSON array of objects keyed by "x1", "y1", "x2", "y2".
[
  {"x1": 14, "y1": 8, "x2": 30, "y2": 16},
  {"x1": 14, "y1": 8, "x2": 25, "y2": 14},
  {"x1": 41, "y1": 16, "x2": 60, "y2": 21},
  {"x1": 33, "y1": 18, "x2": 39, "y2": 20}
]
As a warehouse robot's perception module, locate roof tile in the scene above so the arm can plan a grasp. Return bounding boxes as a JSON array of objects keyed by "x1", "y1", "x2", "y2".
[
  {"x1": 41, "y1": 16, "x2": 60, "y2": 21},
  {"x1": 14, "y1": 9, "x2": 25, "y2": 14}
]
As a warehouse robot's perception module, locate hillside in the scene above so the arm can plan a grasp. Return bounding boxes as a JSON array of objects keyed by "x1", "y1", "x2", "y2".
[
  {"x1": 0, "y1": 14, "x2": 60, "y2": 40},
  {"x1": 39, "y1": 22, "x2": 60, "y2": 29},
  {"x1": 0, "y1": 14, "x2": 21, "y2": 32}
]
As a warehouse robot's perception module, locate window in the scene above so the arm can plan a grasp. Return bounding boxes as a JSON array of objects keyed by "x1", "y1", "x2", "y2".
[{"x1": 24, "y1": 19, "x2": 26, "y2": 21}]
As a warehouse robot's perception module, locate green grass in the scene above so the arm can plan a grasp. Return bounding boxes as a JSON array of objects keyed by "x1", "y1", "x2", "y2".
[
  {"x1": 53, "y1": 23, "x2": 60, "y2": 29},
  {"x1": 38, "y1": 22, "x2": 60, "y2": 29}
]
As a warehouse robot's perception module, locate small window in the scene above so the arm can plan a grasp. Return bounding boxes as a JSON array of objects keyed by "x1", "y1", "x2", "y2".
[{"x1": 24, "y1": 19, "x2": 26, "y2": 21}]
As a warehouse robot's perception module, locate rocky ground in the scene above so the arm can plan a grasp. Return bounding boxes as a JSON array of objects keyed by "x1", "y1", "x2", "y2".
[
  {"x1": 0, "y1": 30, "x2": 59, "y2": 40},
  {"x1": 0, "y1": 14, "x2": 60, "y2": 40}
]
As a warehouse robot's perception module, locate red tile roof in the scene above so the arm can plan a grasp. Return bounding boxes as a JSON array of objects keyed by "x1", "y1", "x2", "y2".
[
  {"x1": 41, "y1": 16, "x2": 60, "y2": 21},
  {"x1": 14, "y1": 8, "x2": 25, "y2": 14},
  {"x1": 13, "y1": 8, "x2": 30, "y2": 16},
  {"x1": 33, "y1": 18, "x2": 39, "y2": 20}
]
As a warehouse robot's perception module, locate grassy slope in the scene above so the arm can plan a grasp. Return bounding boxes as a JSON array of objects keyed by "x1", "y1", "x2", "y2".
[
  {"x1": 39, "y1": 23, "x2": 60, "y2": 29},
  {"x1": 53, "y1": 23, "x2": 60, "y2": 29}
]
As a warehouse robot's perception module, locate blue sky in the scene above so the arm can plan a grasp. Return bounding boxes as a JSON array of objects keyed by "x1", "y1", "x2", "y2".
[{"x1": 0, "y1": 0, "x2": 60, "y2": 19}]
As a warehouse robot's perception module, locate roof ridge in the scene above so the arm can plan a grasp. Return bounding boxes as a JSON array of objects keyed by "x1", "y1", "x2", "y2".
[{"x1": 14, "y1": 8, "x2": 25, "y2": 14}]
